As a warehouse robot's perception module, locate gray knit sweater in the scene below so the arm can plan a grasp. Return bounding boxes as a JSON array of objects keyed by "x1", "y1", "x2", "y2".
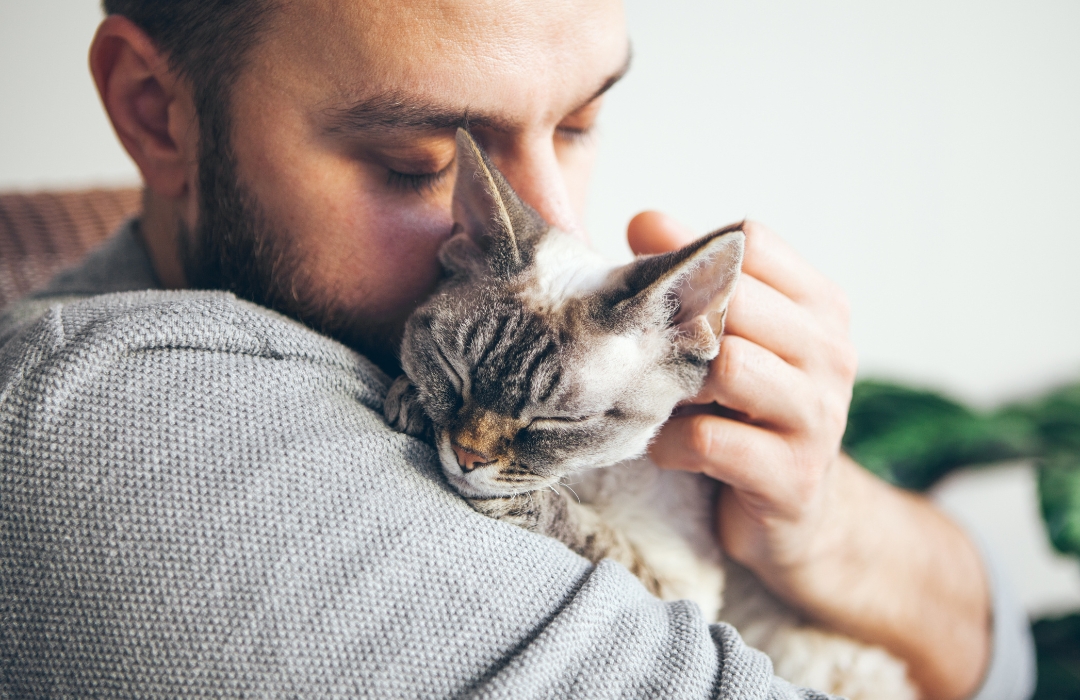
[{"x1": 0, "y1": 223, "x2": 1030, "y2": 699}]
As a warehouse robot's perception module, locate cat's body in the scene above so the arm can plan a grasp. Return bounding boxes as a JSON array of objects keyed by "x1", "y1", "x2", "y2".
[
  {"x1": 385, "y1": 129, "x2": 917, "y2": 700},
  {"x1": 572, "y1": 462, "x2": 915, "y2": 700}
]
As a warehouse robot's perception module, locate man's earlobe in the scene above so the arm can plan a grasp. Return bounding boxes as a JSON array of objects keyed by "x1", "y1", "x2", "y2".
[{"x1": 90, "y1": 15, "x2": 197, "y2": 200}]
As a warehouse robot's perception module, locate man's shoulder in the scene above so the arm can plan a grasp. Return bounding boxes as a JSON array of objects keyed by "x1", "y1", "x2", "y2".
[
  {"x1": 1, "y1": 288, "x2": 388, "y2": 399},
  {"x1": 0, "y1": 287, "x2": 441, "y2": 532},
  {"x1": 0, "y1": 289, "x2": 402, "y2": 490},
  {"x1": 0, "y1": 288, "x2": 826, "y2": 700},
  {"x1": 0, "y1": 218, "x2": 392, "y2": 397}
]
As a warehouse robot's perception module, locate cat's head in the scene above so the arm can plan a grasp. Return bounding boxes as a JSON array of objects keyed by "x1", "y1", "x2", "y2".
[{"x1": 400, "y1": 129, "x2": 744, "y2": 498}]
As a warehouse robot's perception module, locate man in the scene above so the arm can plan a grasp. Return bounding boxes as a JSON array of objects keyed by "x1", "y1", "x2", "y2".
[{"x1": 0, "y1": 0, "x2": 1032, "y2": 698}]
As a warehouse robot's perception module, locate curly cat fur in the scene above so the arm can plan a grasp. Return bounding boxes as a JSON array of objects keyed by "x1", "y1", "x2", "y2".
[{"x1": 385, "y1": 129, "x2": 917, "y2": 700}]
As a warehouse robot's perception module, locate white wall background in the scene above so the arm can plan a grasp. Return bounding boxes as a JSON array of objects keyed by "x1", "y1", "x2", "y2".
[
  {"x1": 589, "y1": 0, "x2": 1080, "y2": 407},
  {"x1": 2, "y1": 1, "x2": 1079, "y2": 615},
  {"x1": 0, "y1": 2, "x2": 139, "y2": 189}
]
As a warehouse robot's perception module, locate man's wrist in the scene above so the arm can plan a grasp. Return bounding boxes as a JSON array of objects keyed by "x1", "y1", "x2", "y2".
[
  {"x1": 724, "y1": 453, "x2": 992, "y2": 700},
  {"x1": 718, "y1": 449, "x2": 854, "y2": 581}
]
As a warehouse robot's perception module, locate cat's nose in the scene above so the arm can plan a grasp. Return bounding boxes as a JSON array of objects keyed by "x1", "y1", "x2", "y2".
[{"x1": 452, "y1": 444, "x2": 493, "y2": 473}]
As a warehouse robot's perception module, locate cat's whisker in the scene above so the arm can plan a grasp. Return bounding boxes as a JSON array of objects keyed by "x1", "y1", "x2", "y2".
[{"x1": 561, "y1": 483, "x2": 581, "y2": 504}]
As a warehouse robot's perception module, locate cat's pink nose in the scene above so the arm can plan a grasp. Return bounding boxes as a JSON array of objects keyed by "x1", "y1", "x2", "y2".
[{"x1": 452, "y1": 444, "x2": 493, "y2": 473}]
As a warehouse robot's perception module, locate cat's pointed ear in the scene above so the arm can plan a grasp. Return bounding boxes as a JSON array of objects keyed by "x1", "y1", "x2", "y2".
[
  {"x1": 444, "y1": 128, "x2": 548, "y2": 279},
  {"x1": 602, "y1": 225, "x2": 745, "y2": 360}
]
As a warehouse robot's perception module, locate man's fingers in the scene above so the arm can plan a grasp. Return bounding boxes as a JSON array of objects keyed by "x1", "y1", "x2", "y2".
[
  {"x1": 650, "y1": 413, "x2": 794, "y2": 499},
  {"x1": 724, "y1": 273, "x2": 823, "y2": 369},
  {"x1": 741, "y1": 221, "x2": 851, "y2": 332},
  {"x1": 628, "y1": 215, "x2": 850, "y2": 334},
  {"x1": 695, "y1": 334, "x2": 815, "y2": 430},
  {"x1": 725, "y1": 275, "x2": 859, "y2": 381},
  {"x1": 739, "y1": 221, "x2": 825, "y2": 303},
  {"x1": 627, "y1": 210, "x2": 697, "y2": 256}
]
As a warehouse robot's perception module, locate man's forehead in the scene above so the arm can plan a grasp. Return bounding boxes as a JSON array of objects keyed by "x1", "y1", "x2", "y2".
[
  {"x1": 320, "y1": 59, "x2": 629, "y2": 138},
  {"x1": 255, "y1": 0, "x2": 628, "y2": 128}
]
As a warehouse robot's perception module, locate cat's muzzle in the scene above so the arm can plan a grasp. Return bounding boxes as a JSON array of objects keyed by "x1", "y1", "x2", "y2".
[
  {"x1": 451, "y1": 444, "x2": 494, "y2": 473},
  {"x1": 436, "y1": 430, "x2": 550, "y2": 498}
]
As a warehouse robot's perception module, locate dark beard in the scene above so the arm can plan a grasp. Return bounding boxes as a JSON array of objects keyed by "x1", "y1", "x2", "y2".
[{"x1": 179, "y1": 100, "x2": 402, "y2": 373}]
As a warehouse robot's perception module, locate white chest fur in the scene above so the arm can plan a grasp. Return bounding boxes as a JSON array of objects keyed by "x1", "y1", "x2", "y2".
[
  {"x1": 572, "y1": 459, "x2": 726, "y2": 620},
  {"x1": 572, "y1": 459, "x2": 918, "y2": 700}
]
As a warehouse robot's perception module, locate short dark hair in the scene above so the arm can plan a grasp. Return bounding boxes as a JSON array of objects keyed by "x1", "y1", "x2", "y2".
[{"x1": 101, "y1": 0, "x2": 272, "y2": 126}]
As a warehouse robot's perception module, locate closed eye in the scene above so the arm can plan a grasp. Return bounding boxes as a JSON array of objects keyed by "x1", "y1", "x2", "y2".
[
  {"x1": 527, "y1": 415, "x2": 592, "y2": 431},
  {"x1": 432, "y1": 341, "x2": 468, "y2": 399},
  {"x1": 386, "y1": 162, "x2": 453, "y2": 196}
]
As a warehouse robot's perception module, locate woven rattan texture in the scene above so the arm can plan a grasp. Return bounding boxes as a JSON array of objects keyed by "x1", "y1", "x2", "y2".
[{"x1": 0, "y1": 188, "x2": 142, "y2": 310}]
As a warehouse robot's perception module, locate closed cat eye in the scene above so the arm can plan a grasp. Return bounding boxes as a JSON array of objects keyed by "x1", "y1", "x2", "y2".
[
  {"x1": 527, "y1": 415, "x2": 592, "y2": 430},
  {"x1": 432, "y1": 342, "x2": 467, "y2": 395}
]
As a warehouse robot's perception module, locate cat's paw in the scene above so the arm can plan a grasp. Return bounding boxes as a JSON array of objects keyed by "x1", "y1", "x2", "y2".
[{"x1": 384, "y1": 375, "x2": 432, "y2": 439}]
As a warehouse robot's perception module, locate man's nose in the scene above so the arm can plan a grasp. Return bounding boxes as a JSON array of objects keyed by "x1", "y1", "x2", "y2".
[
  {"x1": 452, "y1": 444, "x2": 494, "y2": 473},
  {"x1": 488, "y1": 138, "x2": 581, "y2": 238}
]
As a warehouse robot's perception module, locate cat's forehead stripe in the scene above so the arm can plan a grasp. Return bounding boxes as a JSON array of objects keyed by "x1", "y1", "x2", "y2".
[
  {"x1": 472, "y1": 313, "x2": 510, "y2": 369},
  {"x1": 451, "y1": 301, "x2": 564, "y2": 418},
  {"x1": 517, "y1": 337, "x2": 557, "y2": 415}
]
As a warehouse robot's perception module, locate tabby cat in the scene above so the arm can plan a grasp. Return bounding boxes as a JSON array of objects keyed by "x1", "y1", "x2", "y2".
[{"x1": 385, "y1": 129, "x2": 916, "y2": 700}]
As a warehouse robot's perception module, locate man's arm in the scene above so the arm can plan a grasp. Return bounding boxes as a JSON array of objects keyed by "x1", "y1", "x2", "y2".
[
  {"x1": 0, "y1": 289, "x2": 831, "y2": 699},
  {"x1": 629, "y1": 214, "x2": 992, "y2": 700}
]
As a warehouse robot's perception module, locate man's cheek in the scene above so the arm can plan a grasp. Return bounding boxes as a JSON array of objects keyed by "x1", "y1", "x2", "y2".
[{"x1": 332, "y1": 196, "x2": 455, "y2": 316}]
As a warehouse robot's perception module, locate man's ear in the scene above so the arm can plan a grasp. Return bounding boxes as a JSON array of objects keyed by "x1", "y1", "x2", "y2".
[
  {"x1": 89, "y1": 15, "x2": 197, "y2": 199},
  {"x1": 600, "y1": 224, "x2": 745, "y2": 360},
  {"x1": 448, "y1": 128, "x2": 548, "y2": 279}
]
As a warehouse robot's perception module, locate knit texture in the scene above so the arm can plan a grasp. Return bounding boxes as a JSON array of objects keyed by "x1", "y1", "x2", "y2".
[{"x1": 0, "y1": 222, "x2": 830, "y2": 699}]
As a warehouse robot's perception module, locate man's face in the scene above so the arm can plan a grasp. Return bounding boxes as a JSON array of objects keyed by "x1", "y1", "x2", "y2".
[{"x1": 194, "y1": 0, "x2": 628, "y2": 369}]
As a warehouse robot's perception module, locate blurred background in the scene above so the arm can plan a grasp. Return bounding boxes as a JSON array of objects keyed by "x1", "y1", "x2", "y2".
[{"x1": 2, "y1": 0, "x2": 1079, "y2": 692}]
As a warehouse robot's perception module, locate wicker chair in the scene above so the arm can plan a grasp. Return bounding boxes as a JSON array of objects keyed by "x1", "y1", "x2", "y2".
[{"x1": 0, "y1": 187, "x2": 143, "y2": 310}]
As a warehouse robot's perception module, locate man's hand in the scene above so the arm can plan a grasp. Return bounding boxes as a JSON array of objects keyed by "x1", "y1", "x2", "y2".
[{"x1": 628, "y1": 212, "x2": 991, "y2": 700}]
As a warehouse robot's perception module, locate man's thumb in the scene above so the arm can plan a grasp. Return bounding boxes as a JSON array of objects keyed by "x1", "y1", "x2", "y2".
[{"x1": 627, "y1": 210, "x2": 697, "y2": 256}]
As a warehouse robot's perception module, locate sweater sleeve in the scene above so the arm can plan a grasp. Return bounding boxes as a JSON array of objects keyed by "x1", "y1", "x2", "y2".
[{"x1": 0, "y1": 291, "x2": 830, "y2": 700}]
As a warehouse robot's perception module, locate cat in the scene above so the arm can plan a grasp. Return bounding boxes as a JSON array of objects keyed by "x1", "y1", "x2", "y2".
[{"x1": 384, "y1": 128, "x2": 917, "y2": 700}]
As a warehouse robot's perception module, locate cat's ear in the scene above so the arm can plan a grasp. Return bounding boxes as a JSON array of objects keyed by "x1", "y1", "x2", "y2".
[
  {"x1": 444, "y1": 128, "x2": 548, "y2": 279},
  {"x1": 601, "y1": 225, "x2": 745, "y2": 360}
]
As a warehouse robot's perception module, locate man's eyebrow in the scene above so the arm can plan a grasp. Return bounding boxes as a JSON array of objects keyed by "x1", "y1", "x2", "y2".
[
  {"x1": 322, "y1": 93, "x2": 511, "y2": 135},
  {"x1": 581, "y1": 46, "x2": 632, "y2": 109},
  {"x1": 322, "y1": 45, "x2": 632, "y2": 136}
]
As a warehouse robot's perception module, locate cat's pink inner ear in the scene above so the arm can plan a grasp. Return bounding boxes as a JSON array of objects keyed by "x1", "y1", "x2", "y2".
[
  {"x1": 673, "y1": 315, "x2": 721, "y2": 359},
  {"x1": 670, "y1": 231, "x2": 744, "y2": 338}
]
